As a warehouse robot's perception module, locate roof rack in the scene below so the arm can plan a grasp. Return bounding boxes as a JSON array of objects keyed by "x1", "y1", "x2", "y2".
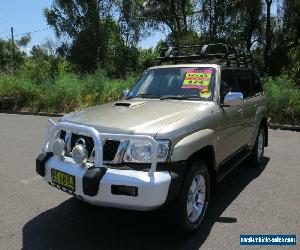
[{"x1": 156, "y1": 43, "x2": 254, "y2": 68}]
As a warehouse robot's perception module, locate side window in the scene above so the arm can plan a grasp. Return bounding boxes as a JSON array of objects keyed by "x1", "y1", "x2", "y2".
[
  {"x1": 253, "y1": 71, "x2": 263, "y2": 94},
  {"x1": 244, "y1": 70, "x2": 256, "y2": 98},
  {"x1": 234, "y1": 70, "x2": 255, "y2": 98},
  {"x1": 220, "y1": 69, "x2": 236, "y2": 101}
]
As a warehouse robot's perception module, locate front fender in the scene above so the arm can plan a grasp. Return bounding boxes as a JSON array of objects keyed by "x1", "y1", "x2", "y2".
[
  {"x1": 249, "y1": 105, "x2": 268, "y2": 146},
  {"x1": 170, "y1": 129, "x2": 215, "y2": 162}
]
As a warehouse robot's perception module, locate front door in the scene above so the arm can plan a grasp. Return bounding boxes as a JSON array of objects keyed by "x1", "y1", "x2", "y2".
[{"x1": 215, "y1": 68, "x2": 246, "y2": 164}]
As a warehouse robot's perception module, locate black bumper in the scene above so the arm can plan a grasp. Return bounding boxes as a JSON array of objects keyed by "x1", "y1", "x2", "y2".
[
  {"x1": 82, "y1": 167, "x2": 107, "y2": 196},
  {"x1": 36, "y1": 152, "x2": 53, "y2": 177}
]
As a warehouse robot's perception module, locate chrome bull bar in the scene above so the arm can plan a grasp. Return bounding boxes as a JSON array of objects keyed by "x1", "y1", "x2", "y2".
[{"x1": 47, "y1": 119, "x2": 158, "y2": 176}]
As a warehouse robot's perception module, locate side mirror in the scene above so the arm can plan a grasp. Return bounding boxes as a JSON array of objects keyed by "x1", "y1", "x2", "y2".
[
  {"x1": 223, "y1": 92, "x2": 243, "y2": 106},
  {"x1": 122, "y1": 89, "x2": 129, "y2": 99}
]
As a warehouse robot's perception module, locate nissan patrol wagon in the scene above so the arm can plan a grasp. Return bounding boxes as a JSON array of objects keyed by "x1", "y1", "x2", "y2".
[{"x1": 36, "y1": 43, "x2": 268, "y2": 233}]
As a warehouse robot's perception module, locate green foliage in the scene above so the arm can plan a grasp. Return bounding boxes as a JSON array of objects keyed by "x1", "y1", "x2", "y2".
[
  {"x1": 286, "y1": 46, "x2": 300, "y2": 85},
  {"x1": 0, "y1": 68, "x2": 136, "y2": 113},
  {"x1": 0, "y1": 74, "x2": 40, "y2": 107},
  {"x1": 42, "y1": 73, "x2": 85, "y2": 112},
  {"x1": 138, "y1": 49, "x2": 157, "y2": 71},
  {"x1": 263, "y1": 74, "x2": 300, "y2": 124},
  {"x1": 57, "y1": 60, "x2": 76, "y2": 75},
  {"x1": 17, "y1": 34, "x2": 31, "y2": 47},
  {"x1": 0, "y1": 39, "x2": 26, "y2": 72},
  {"x1": 17, "y1": 58, "x2": 52, "y2": 84},
  {"x1": 44, "y1": 0, "x2": 139, "y2": 76}
]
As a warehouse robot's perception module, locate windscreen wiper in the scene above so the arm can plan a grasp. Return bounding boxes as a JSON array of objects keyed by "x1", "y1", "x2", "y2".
[
  {"x1": 126, "y1": 93, "x2": 161, "y2": 100},
  {"x1": 160, "y1": 95, "x2": 204, "y2": 100}
]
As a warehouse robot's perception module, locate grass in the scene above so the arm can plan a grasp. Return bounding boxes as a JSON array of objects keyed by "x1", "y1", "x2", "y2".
[{"x1": 0, "y1": 70, "x2": 136, "y2": 113}]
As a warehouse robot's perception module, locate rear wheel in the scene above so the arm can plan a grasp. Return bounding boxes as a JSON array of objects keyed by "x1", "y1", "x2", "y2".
[
  {"x1": 171, "y1": 160, "x2": 210, "y2": 233},
  {"x1": 249, "y1": 126, "x2": 265, "y2": 166}
]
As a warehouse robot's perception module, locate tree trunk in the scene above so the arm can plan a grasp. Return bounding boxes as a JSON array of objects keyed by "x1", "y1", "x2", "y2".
[
  {"x1": 264, "y1": 0, "x2": 272, "y2": 72},
  {"x1": 212, "y1": 0, "x2": 217, "y2": 41},
  {"x1": 209, "y1": 0, "x2": 213, "y2": 41}
]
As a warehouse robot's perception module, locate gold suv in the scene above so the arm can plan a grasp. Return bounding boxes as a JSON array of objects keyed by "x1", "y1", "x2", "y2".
[{"x1": 36, "y1": 43, "x2": 268, "y2": 233}]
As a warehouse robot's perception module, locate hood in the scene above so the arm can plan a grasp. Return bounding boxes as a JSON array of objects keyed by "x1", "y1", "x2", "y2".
[{"x1": 61, "y1": 99, "x2": 212, "y2": 137}]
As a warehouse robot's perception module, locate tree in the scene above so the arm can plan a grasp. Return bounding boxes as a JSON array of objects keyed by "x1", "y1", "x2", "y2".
[
  {"x1": 44, "y1": 0, "x2": 114, "y2": 72},
  {"x1": 265, "y1": 0, "x2": 300, "y2": 75},
  {"x1": 0, "y1": 38, "x2": 27, "y2": 73},
  {"x1": 17, "y1": 34, "x2": 31, "y2": 48},
  {"x1": 45, "y1": 0, "x2": 143, "y2": 75},
  {"x1": 117, "y1": 0, "x2": 144, "y2": 46},
  {"x1": 241, "y1": 0, "x2": 263, "y2": 51},
  {"x1": 283, "y1": 0, "x2": 300, "y2": 47},
  {"x1": 264, "y1": 0, "x2": 273, "y2": 72},
  {"x1": 141, "y1": 0, "x2": 197, "y2": 45}
]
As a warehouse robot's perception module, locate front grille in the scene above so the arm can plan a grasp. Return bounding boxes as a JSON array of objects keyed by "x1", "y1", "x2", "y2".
[
  {"x1": 103, "y1": 140, "x2": 120, "y2": 161},
  {"x1": 60, "y1": 130, "x2": 120, "y2": 162}
]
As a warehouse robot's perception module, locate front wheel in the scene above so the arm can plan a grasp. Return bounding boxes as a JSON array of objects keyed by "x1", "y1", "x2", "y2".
[
  {"x1": 171, "y1": 160, "x2": 210, "y2": 233},
  {"x1": 249, "y1": 126, "x2": 265, "y2": 166}
]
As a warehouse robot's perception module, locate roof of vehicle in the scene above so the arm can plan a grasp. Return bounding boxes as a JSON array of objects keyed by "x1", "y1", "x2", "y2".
[
  {"x1": 156, "y1": 43, "x2": 255, "y2": 69},
  {"x1": 149, "y1": 64, "x2": 220, "y2": 70},
  {"x1": 149, "y1": 64, "x2": 257, "y2": 72}
]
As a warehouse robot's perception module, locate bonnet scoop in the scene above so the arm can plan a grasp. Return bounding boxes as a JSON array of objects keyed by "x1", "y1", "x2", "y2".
[{"x1": 113, "y1": 101, "x2": 146, "y2": 108}]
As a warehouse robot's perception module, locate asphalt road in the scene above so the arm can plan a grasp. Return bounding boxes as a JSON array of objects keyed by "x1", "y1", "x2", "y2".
[{"x1": 0, "y1": 113, "x2": 299, "y2": 250}]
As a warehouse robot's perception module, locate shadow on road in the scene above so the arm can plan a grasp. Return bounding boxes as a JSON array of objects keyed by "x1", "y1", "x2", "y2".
[{"x1": 22, "y1": 157, "x2": 269, "y2": 250}]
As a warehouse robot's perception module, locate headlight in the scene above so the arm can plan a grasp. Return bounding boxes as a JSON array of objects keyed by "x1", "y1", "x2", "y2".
[
  {"x1": 72, "y1": 144, "x2": 88, "y2": 165},
  {"x1": 53, "y1": 139, "x2": 66, "y2": 157},
  {"x1": 123, "y1": 140, "x2": 170, "y2": 163}
]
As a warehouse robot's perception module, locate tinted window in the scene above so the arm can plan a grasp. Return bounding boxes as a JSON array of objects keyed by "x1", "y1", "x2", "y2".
[
  {"x1": 220, "y1": 69, "x2": 237, "y2": 101},
  {"x1": 244, "y1": 70, "x2": 256, "y2": 97},
  {"x1": 234, "y1": 70, "x2": 255, "y2": 98},
  {"x1": 253, "y1": 71, "x2": 263, "y2": 93}
]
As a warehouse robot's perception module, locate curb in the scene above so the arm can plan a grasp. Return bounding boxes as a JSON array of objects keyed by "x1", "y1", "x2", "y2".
[
  {"x1": 0, "y1": 110, "x2": 63, "y2": 117},
  {"x1": 269, "y1": 123, "x2": 300, "y2": 132}
]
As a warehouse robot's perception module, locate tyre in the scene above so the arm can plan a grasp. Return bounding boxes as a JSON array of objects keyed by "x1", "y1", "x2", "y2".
[
  {"x1": 171, "y1": 160, "x2": 210, "y2": 233},
  {"x1": 249, "y1": 126, "x2": 265, "y2": 166}
]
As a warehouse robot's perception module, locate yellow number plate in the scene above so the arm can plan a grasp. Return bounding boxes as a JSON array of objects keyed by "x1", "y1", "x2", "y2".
[{"x1": 51, "y1": 169, "x2": 75, "y2": 192}]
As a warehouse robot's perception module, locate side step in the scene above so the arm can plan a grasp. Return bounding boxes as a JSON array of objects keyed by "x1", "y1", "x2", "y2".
[{"x1": 216, "y1": 147, "x2": 252, "y2": 183}]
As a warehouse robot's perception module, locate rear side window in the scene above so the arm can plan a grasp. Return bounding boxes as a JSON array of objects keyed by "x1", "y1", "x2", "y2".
[
  {"x1": 234, "y1": 70, "x2": 255, "y2": 98},
  {"x1": 220, "y1": 69, "x2": 237, "y2": 101}
]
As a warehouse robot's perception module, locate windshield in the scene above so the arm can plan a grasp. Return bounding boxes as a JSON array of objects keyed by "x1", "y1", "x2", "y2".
[{"x1": 128, "y1": 67, "x2": 215, "y2": 100}]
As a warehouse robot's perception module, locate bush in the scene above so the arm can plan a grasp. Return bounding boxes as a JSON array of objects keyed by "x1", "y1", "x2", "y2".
[
  {"x1": 0, "y1": 69, "x2": 136, "y2": 113},
  {"x1": 17, "y1": 58, "x2": 52, "y2": 84},
  {"x1": 0, "y1": 74, "x2": 40, "y2": 108},
  {"x1": 138, "y1": 49, "x2": 157, "y2": 71},
  {"x1": 42, "y1": 73, "x2": 86, "y2": 112},
  {"x1": 263, "y1": 74, "x2": 300, "y2": 125}
]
